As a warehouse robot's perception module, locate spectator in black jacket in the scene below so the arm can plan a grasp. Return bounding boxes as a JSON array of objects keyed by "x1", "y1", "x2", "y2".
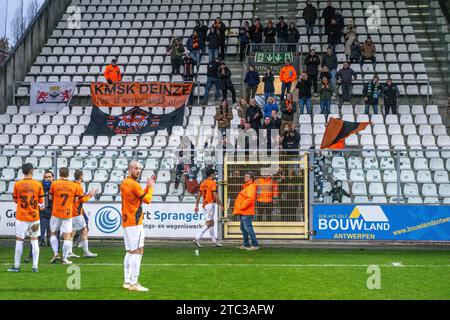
[
  {"x1": 213, "y1": 17, "x2": 227, "y2": 60},
  {"x1": 250, "y1": 18, "x2": 264, "y2": 52},
  {"x1": 275, "y1": 16, "x2": 288, "y2": 51},
  {"x1": 202, "y1": 58, "x2": 221, "y2": 104},
  {"x1": 304, "y1": 48, "x2": 321, "y2": 96},
  {"x1": 262, "y1": 67, "x2": 275, "y2": 102},
  {"x1": 321, "y1": 0, "x2": 336, "y2": 34},
  {"x1": 321, "y1": 47, "x2": 338, "y2": 89},
  {"x1": 218, "y1": 61, "x2": 236, "y2": 104},
  {"x1": 295, "y1": 71, "x2": 312, "y2": 114},
  {"x1": 264, "y1": 20, "x2": 276, "y2": 51},
  {"x1": 327, "y1": 19, "x2": 340, "y2": 52},
  {"x1": 382, "y1": 78, "x2": 400, "y2": 115},
  {"x1": 261, "y1": 116, "x2": 280, "y2": 152},
  {"x1": 287, "y1": 22, "x2": 300, "y2": 52},
  {"x1": 281, "y1": 124, "x2": 300, "y2": 156},
  {"x1": 245, "y1": 98, "x2": 264, "y2": 131},
  {"x1": 194, "y1": 20, "x2": 208, "y2": 55},
  {"x1": 206, "y1": 26, "x2": 220, "y2": 62},
  {"x1": 238, "y1": 21, "x2": 251, "y2": 62},
  {"x1": 244, "y1": 65, "x2": 260, "y2": 102},
  {"x1": 302, "y1": 1, "x2": 317, "y2": 41},
  {"x1": 183, "y1": 53, "x2": 197, "y2": 105}
]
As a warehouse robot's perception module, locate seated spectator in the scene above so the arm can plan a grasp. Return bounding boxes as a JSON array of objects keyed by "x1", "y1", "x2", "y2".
[
  {"x1": 280, "y1": 92, "x2": 297, "y2": 129},
  {"x1": 264, "y1": 96, "x2": 278, "y2": 118},
  {"x1": 336, "y1": 62, "x2": 357, "y2": 104},
  {"x1": 286, "y1": 22, "x2": 300, "y2": 52},
  {"x1": 382, "y1": 78, "x2": 400, "y2": 115},
  {"x1": 295, "y1": 71, "x2": 312, "y2": 114},
  {"x1": 245, "y1": 98, "x2": 263, "y2": 131},
  {"x1": 167, "y1": 37, "x2": 184, "y2": 75},
  {"x1": 319, "y1": 77, "x2": 334, "y2": 120},
  {"x1": 262, "y1": 67, "x2": 275, "y2": 102},
  {"x1": 244, "y1": 65, "x2": 260, "y2": 102},
  {"x1": 360, "y1": 37, "x2": 376, "y2": 69},
  {"x1": 321, "y1": 47, "x2": 338, "y2": 88},
  {"x1": 280, "y1": 124, "x2": 300, "y2": 155},
  {"x1": 349, "y1": 38, "x2": 361, "y2": 63},
  {"x1": 214, "y1": 99, "x2": 233, "y2": 137},
  {"x1": 104, "y1": 59, "x2": 122, "y2": 84},
  {"x1": 237, "y1": 98, "x2": 248, "y2": 118},
  {"x1": 238, "y1": 21, "x2": 250, "y2": 62},
  {"x1": 363, "y1": 75, "x2": 382, "y2": 114},
  {"x1": 327, "y1": 180, "x2": 350, "y2": 203},
  {"x1": 344, "y1": 21, "x2": 357, "y2": 61},
  {"x1": 174, "y1": 137, "x2": 197, "y2": 190},
  {"x1": 206, "y1": 27, "x2": 220, "y2": 62},
  {"x1": 186, "y1": 30, "x2": 203, "y2": 67}
]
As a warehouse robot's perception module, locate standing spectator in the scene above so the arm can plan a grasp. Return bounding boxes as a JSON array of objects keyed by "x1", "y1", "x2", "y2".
[
  {"x1": 363, "y1": 75, "x2": 382, "y2": 114},
  {"x1": 194, "y1": 20, "x2": 208, "y2": 55},
  {"x1": 321, "y1": 47, "x2": 338, "y2": 89},
  {"x1": 182, "y1": 52, "x2": 197, "y2": 81},
  {"x1": 286, "y1": 22, "x2": 300, "y2": 52},
  {"x1": 263, "y1": 20, "x2": 277, "y2": 51},
  {"x1": 202, "y1": 57, "x2": 221, "y2": 104},
  {"x1": 263, "y1": 96, "x2": 278, "y2": 118},
  {"x1": 104, "y1": 58, "x2": 122, "y2": 84},
  {"x1": 237, "y1": 98, "x2": 249, "y2": 118},
  {"x1": 213, "y1": 17, "x2": 227, "y2": 61},
  {"x1": 280, "y1": 93, "x2": 297, "y2": 130},
  {"x1": 360, "y1": 37, "x2": 376, "y2": 70},
  {"x1": 261, "y1": 116, "x2": 278, "y2": 152},
  {"x1": 256, "y1": 172, "x2": 279, "y2": 222},
  {"x1": 349, "y1": 38, "x2": 361, "y2": 63},
  {"x1": 382, "y1": 78, "x2": 400, "y2": 115},
  {"x1": 270, "y1": 109, "x2": 282, "y2": 129},
  {"x1": 275, "y1": 16, "x2": 288, "y2": 51},
  {"x1": 245, "y1": 98, "x2": 263, "y2": 131},
  {"x1": 295, "y1": 71, "x2": 312, "y2": 114},
  {"x1": 262, "y1": 67, "x2": 275, "y2": 102},
  {"x1": 186, "y1": 30, "x2": 203, "y2": 67},
  {"x1": 281, "y1": 124, "x2": 300, "y2": 155},
  {"x1": 214, "y1": 99, "x2": 233, "y2": 137},
  {"x1": 304, "y1": 48, "x2": 321, "y2": 97},
  {"x1": 321, "y1": 0, "x2": 336, "y2": 34},
  {"x1": 249, "y1": 18, "x2": 264, "y2": 52},
  {"x1": 233, "y1": 172, "x2": 259, "y2": 251},
  {"x1": 344, "y1": 22, "x2": 357, "y2": 61},
  {"x1": 238, "y1": 21, "x2": 251, "y2": 62},
  {"x1": 327, "y1": 19, "x2": 340, "y2": 52},
  {"x1": 218, "y1": 61, "x2": 236, "y2": 104},
  {"x1": 319, "y1": 77, "x2": 334, "y2": 120},
  {"x1": 244, "y1": 65, "x2": 260, "y2": 102},
  {"x1": 336, "y1": 62, "x2": 357, "y2": 104},
  {"x1": 279, "y1": 60, "x2": 297, "y2": 101},
  {"x1": 319, "y1": 65, "x2": 332, "y2": 83},
  {"x1": 302, "y1": 0, "x2": 317, "y2": 41},
  {"x1": 206, "y1": 27, "x2": 220, "y2": 62},
  {"x1": 334, "y1": 10, "x2": 345, "y2": 38},
  {"x1": 168, "y1": 37, "x2": 184, "y2": 75}
]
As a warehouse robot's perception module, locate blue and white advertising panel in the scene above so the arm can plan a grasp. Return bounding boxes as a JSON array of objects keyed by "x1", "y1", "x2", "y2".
[
  {"x1": 313, "y1": 205, "x2": 450, "y2": 241},
  {"x1": 0, "y1": 202, "x2": 217, "y2": 239}
]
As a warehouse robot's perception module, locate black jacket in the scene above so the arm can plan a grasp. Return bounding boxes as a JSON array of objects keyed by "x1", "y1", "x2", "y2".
[
  {"x1": 322, "y1": 5, "x2": 336, "y2": 26},
  {"x1": 245, "y1": 105, "x2": 263, "y2": 130},
  {"x1": 287, "y1": 27, "x2": 300, "y2": 43},
  {"x1": 264, "y1": 27, "x2": 276, "y2": 43},
  {"x1": 282, "y1": 129, "x2": 300, "y2": 152},
  {"x1": 304, "y1": 54, "x2": 321, "y2": 75},
  {"x1": 303, "y1": 4, "x2": 318, "y2": 24},
  {"x1": 276, "y1": 22, "x2": 288, "y2": 39},
  {"x1": 206, "y1": 32, "x2": 220, "y2": 49},
  {"x1": 250, "y1": 24, "x2": 264, "y2": 43},
  {"x1": 206, "y1": 60, "x2": 220, "y2": 78},
  {"x1": 262, "y1": 73, "x2": 275, "y2": 93},
  {"x1": 296, "y1": 78, "x2": 312, "y2": 98},
  {"x1": 382, "y1": 83, "x2": 400, "y2": 105},
  {"x1": 327, "y1": 24, "x2": 341, "y2": 43},
  {"x1": 218, "y1": 66, "x2": 233, "y2": 89},
  {"x1": 321, "y1": 53, "x2": 338, "y2": 70}
]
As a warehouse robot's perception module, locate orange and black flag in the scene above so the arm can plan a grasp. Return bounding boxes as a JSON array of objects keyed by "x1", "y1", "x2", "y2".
[{"x1": 321, "y1": 117, "x2": 371, "y2": 150}]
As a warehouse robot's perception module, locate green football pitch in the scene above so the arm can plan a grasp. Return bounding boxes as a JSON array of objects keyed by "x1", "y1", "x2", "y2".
[{"x1": 0, "y1": 242, "x2": 449, "y2": 300}]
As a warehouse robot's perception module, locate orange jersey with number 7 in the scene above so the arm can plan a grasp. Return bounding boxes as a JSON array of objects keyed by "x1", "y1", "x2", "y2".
[
  {"x1": 13, "y1": 178, "x2": 44, "y2": 222},
  {"x1": 50, "y1": 179, "x2": 83, "y2": 218}
]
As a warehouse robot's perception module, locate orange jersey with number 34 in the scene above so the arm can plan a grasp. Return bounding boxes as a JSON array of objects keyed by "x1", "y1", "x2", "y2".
[{"x1": 13, "y1": 178, "x2": 44, "y2": 222}]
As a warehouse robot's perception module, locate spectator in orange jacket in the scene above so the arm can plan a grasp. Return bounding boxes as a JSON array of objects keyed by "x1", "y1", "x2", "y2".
[
  {"x1": 233, "y1": 172, "x2": 259, "y2": 250},
  {"x1": 104, "y1": 59, "x2": 122, "y2": 84},
  {"x1": 279, "y1": 60, "x2": 297, "y2": 101},
  {"x1": 256, "y1": 171, "x2": 279, "y2": 222}
]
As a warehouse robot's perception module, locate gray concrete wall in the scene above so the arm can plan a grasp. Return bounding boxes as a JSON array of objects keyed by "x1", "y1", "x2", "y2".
[{"x1": 0, "y1": 0, "x2": 72, "y2": 113}]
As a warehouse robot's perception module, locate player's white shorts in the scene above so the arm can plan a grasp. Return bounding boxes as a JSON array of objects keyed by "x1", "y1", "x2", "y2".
[
  {"x1": 15, "y1": 220, "x2": 41, "y2": 239},
  {"x1": 123, "y1": 225, "x2": 145, "y2": 251},
  {"x1": 50, "y1": 216, "x2": 73, "y2": 235},
  {"x1": 72, "y1": 215, "x2": 87, "y2": 232},
  {"x1": 203, "y1": 203, "x2": 216, "y2": 222}
]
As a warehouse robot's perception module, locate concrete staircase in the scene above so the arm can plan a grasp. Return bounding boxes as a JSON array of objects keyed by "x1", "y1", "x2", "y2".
[{"x1": 406, "y1": 0, "x2": 450, "y2": 114}]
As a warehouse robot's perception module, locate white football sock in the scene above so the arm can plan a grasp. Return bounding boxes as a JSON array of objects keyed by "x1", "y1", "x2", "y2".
[
  {"x1": 50, "y1": 236, "x2": 59, "y2": 255},
  {"x1": 130, "y1": 254, "x2": 143, "y2": 285},
  {"x1": 82, "y1": 240, "x2": 89, "y2": 254},
  {"x1": 124, "y1": 252, "x2": 132, "y2": 284},
  {"x1": 14, "y1": 240, "x2": 24, "y2": 269},
  {"x1": 31, "y1": 240, "x2": 40, "y2": 269},
  {"x1": 196, "y1": 225, "x2": 209, "y2": 241},
  {"x1": 208, "y1": 227, "x2": 217, "y2": 243},
  {"x1": 62, "y1": 240, "x2": 72, "y2": 260}
]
